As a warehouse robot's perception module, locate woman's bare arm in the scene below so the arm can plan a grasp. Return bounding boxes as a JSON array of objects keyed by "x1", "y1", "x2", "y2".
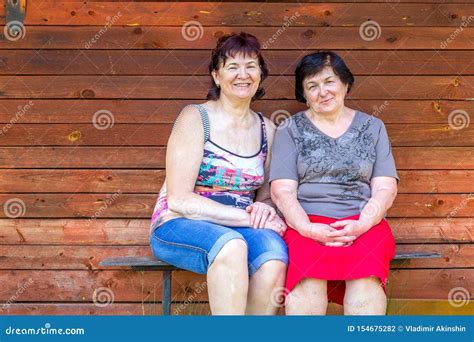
[{"x1": 166, "y1": 105, "x2": 251, "y2": 226}]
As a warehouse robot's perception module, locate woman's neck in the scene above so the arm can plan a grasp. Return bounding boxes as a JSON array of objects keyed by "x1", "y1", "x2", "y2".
[
  {"x1": 212, "y1": 96, "x2": 253, "y2": 125},
  {"x1": 308, "y1": 106, "x2": 346, "y2": 125}
]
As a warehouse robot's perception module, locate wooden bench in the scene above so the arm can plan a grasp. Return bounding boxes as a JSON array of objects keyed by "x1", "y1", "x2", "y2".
[{"x1": 100, "y1": 252, "x2": 441, "y2": 315}]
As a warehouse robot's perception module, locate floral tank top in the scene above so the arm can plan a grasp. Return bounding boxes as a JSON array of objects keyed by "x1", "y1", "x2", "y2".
[{"x1": 150, "y1": 104, "x2": 268, "y2": 232}]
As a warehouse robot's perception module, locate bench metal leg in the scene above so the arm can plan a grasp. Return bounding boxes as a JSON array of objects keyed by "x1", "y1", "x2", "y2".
[{"x1": 162, "y1": 270, "x2": 172, "y2": 316}]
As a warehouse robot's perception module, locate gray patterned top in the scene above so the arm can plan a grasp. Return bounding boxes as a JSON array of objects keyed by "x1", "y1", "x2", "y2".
[{"x1": 269, "y1": 110, "x2": 399, "y2": 219}]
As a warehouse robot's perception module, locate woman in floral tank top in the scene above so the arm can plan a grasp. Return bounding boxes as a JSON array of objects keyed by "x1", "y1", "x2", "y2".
[{"x1": 149, "y1": 32, "x2": 288, "y2": 315}]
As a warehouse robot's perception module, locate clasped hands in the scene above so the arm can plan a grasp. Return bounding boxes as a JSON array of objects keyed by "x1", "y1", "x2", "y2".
[
  {"x1": 245, "y1": 202, "x2": 371, "y2": 243},
  {"x1": 246, "y1": 202, "x2": 287, "y2": 236},
  {"x1": 300, "y1": 220, "x2": 371, "y2": 247}
]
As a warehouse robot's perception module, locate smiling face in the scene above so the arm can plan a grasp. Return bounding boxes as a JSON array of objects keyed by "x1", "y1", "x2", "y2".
[
  {"x1": 303, "y1": 66, "x2": 349, "y2": 115},
  {"x1": 212, "y1": 53, "x2": 262, "y2": 101}
]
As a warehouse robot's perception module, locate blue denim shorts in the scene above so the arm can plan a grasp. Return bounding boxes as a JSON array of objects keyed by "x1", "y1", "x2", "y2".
[{"x1": 150, "y1": 217, "x2": 288, "y2": 277}]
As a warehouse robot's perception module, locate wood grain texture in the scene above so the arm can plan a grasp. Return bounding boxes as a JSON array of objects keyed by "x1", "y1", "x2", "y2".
[
  {"x1": 0, "y1": 75, "x2": 472, "y2": 100},
  {"x1": 3, "y1": 51, "x2": 474, "y2": 76},
  {"x1": 1, "y1": 169, "x2": 473, "y2": 193},
  {"x1": 0, "y1": 194, "x2": 472, "y2": 218},
  {"x1": 1, "y1": 300, "x2": 472, "y2": 316},
  {"x1": 0, "y1": 269, "x2": 471, "y2": 301},
  {"x1": 0, "y1": 99, "x2": 470, "y2": 124},
  {"x1": 8, "y1": 2, "x2": 473, "y2": 27},
  {"x1": 1, "y1": 0, "x2": 473, "y2": 312},
  {"x1": 0, "y1": 147, "x2": 472, "y2": 169},
  {"x1": 0, "y1": 244, "x2": 471, "y2": 270},
  {"x1": 1, "y1": 27, "x2": 473, "y2": 50},
  {"x1": 0, "y1": 217, "x2": 472, "y2": 245}
]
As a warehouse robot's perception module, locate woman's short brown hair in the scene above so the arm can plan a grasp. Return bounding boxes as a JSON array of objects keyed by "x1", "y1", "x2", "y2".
[
  {"x1": 207, "y1": 32, "x2": 269, "y2": 101},
  {"x1": 294, "y1": 51, "x2": 354, "y2": 103}
]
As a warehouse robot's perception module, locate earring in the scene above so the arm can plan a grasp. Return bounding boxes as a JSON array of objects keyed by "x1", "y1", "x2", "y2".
[
  {"x1": 306, "y1": 102, "x2": 310, "y2": 108},
  {"x1": 216, "y1": 83, "x2": 220, "y2": 88}
]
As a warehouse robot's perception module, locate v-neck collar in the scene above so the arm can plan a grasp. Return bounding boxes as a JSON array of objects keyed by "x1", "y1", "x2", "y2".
[{"x1": 302, "y1": 110, "x2": 360, "y2": 140}]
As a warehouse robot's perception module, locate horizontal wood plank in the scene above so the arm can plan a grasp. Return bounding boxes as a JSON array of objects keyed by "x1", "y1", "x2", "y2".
[
  {"x1": 0, "y1": 219, "x2": 151, "y2": 245},
  {"x1": 391, "y1": 194, "x2": 474, "y2": 218},
  {"x1": 0, "y1": 244, "x2": 471, "y2": 270},
  {"x1": 393, "y1": 148, "x2": 474, "y2": 169},
  {"x1": 0, "y1": 147, "x2": 167, "y2": 168},
  {"x1": 0, "y1": 269, "x2": 472, "y2": 301},
  {"x1": 0, "y1": 217, "x2": 472, "y2": 245},
  {"x1": 3, "y1": 50, "x2": 474, "y2": 76},
  {"x1": 0, "y1": 124, "x2": 172, "y2": 146},
  {"x1": 0, "y1": 123, "x2": 473, "y2": 146},
  {"x1": 0, "y1": 302, "x2": 211, "y2": 316},
  {"x1": 0, "y1": 147, "x2": 472, "y2": 169},
  {"x1": 7, "y1": 123, "x2": 474, "y2": 147},
  {"x1": 47, "y1": 0, "x2": 474, "y2": 3},
  {"x1": 9, "y1": 2, "x2": 473, "y2": 27},
  {"x1": 0, "y1": 194, "x2": 472, "y2": 218},
  {"x1": 0, "y1": 99, "x2": 470, "y2": 124},
  {"x1": 0, "y1": 75, "x2": 472, "y2": 100},
  {"x1": 1, "y1": 170, "x2": 473, "y2": 193},
  {"x1": 1, "y1": 218, "x2": 472, "y2": 245},
  {"x1": 1, "y1": 27, "x2": 473, "y2": 50},
  {"x1": 0, "y1": 170, "x2": 166, "y2": 193},
  {"x1": 1, "y1": 300, "x2": 473, "y2": 315}
]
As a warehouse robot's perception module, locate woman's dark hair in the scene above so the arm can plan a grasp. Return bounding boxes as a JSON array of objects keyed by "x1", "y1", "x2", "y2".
[
  {"x1": 294, "y1": 51, "x2": 354, "y2": 103},
  {"x1": 207, "y1": 32, "x2": 269, "y2": 101}
]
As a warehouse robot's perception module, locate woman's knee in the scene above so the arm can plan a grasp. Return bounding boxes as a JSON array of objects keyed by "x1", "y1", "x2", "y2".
[
  {"x1": 212, "y1": 238, "x2": 248, "y2": 267},
  {"x1": 346, "y1": 276, "x2": 383, "y2": 293},
  {"x1": 253, "y1": 260, "x2": 287, "y2": 283},
  {"x1": 288, "y1": 279, "x2": 327, "y2": 304},
  {"x1": 286, "y1": 278, "x2": 328, "y2": 313},
  {"x1": 344, "y1": 277, "x2": 386, "y2": 304}
]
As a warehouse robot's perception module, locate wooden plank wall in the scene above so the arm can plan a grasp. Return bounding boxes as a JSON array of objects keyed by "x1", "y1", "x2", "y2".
[{"x1": 0, "y1": 0, "x2": 473, "y2": 315}]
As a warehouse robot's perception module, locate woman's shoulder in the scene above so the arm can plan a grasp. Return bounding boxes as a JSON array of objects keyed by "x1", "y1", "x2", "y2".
[
  {"x1": 171, "y1": 104, "x2": 205, "y2": 136},
  {"x1": 355, "y1": 110, "x2": 386, "y2": 130},
  {"x1": 275, "y1": 110, "x2": 304, "y2": 130},
  {"x1": 176, "y1": 103, "x2": 206, "y2": 121}
]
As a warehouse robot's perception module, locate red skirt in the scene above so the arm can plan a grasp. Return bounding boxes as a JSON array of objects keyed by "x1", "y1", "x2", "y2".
[{"x1": 284, "y1": 214, "x2": 395, "y2": 305}]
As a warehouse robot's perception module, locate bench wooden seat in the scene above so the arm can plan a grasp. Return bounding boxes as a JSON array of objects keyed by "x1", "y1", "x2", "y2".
[{"x1": 100, "y1": 252, "x2": 441, "y2": 315}]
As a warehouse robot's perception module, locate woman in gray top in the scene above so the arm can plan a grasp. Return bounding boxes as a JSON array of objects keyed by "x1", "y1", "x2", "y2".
[{"x1": 270, "y1": 51, "x2": 399, "y2": 315}]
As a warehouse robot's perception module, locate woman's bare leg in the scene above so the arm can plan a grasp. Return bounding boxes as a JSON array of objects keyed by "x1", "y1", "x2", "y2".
[
  {"x1": 344, "y1": 276, "x2": 386, "y2": 315},
  {"x1": 207, "y1": 239, "x2": 249, "y2": 315},
  {"x1": 285, "y1": 278, "x2": 328, "y2": 315},
  {"x1": 246, "y1": 260, "x2": 287, "y2": 315}
]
